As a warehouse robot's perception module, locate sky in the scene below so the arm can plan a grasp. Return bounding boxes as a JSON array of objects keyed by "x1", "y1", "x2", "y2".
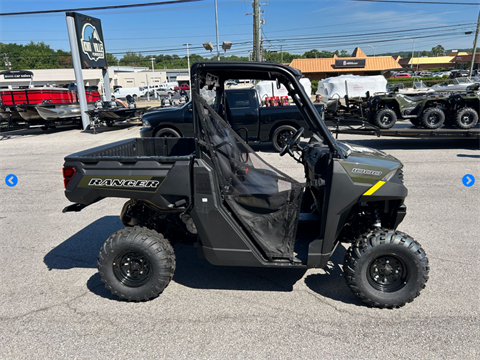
[{"x1": 0, "y1": 0, "x2": 479, "y2": 59}]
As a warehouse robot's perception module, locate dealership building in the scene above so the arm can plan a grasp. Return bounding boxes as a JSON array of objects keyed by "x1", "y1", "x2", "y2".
[
  {"x1": 288, "y1": 48, "x2": 402, "y2": 80},
  {"x1": 0, "y1": 66, "x2": 189, "y2": 94}
]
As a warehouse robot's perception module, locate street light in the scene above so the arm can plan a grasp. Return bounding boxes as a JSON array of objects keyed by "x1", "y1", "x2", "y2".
[
  {"x1": 204, "y1": 41, "x2": 232, "y2": 59},
  {"x1": 405, "y1": 37, "x2": 417, "y2": 71},
  {"x1": 203, "y1": 42, "x2": 214, "y2": 52},
  {"x1": 183, "y1": 43, "x2": 191, "y2": 90},
  {"x1": 367, "y1": 45, "x2": 376, "y2": 57},
  {"x1": 222, "y1": 41, "x2": 232, "y2": 52}
]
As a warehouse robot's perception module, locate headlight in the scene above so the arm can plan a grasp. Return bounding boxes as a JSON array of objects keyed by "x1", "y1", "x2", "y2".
[
  {"x1": 383, "y1": 168, "x2": 404, "y2": 184},
  {"x1": 142, "y1": 119, "x2": 151, "y2": 128}
]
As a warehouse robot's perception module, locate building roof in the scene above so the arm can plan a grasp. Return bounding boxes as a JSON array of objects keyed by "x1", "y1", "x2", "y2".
[
  {"x1": 450, "y1": 53, "x2": 480, "y2": 63},
  {"x1": 289, "y1": 56, "x2": 401, "y2": 74},
  {"x1": 407, "y1": 56, "x2": 454, "y2": 65},
  {"x1": 351, "y1": 47, "x2": 367, "y2": 58}
]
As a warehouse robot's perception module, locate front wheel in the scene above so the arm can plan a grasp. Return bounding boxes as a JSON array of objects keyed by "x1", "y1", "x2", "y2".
[
  {"x1": 98, "y1": 226, "x2": 175, "y2": 301},
  {"x1": 343, "y1": 229, "x2": 429, "y2": 308},
  {"x1": 272, "y1": 125, "x2": 297, "y2": 152},
  {"x1": 155, "y1": 127, "x2": 181, "y2": 138},
  {"x1": 373, "y1": 108, "x2": 397, "y2": 129}
]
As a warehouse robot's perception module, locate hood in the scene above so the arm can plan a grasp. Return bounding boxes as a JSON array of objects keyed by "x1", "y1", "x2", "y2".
[{"x1": 338, "y1": 142, "x2": 402, "y2": 184}]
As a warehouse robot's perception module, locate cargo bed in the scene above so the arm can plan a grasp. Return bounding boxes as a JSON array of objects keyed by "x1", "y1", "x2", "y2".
[{"x1": 63, "y1": 137, "x2": 196, "y2": 211}]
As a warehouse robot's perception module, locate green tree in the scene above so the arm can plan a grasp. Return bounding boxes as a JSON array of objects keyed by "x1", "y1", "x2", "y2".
[
  {"x1": 106, "y1": 53, "x2": 118, "y2": 66},
  {"x1": 303, "y1": 49, "x2": 322, "y2": 58},
  {"x1": 339, "y1": 49, "x2": 349, "y2": 57},
  {"x1": 431, "y1": 45, "x2": 445, "y2": 57},
  {"x1": 421, "y1": 50, "x2": 430, "y2": 57},
  {"x1": 120, "y1": 51, "x2": 144, "y2": 66}
]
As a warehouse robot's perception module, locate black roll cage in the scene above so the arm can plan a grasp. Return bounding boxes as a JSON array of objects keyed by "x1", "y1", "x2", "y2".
[{"x1": 190, "y1": 61, "x2": 343, "y2": 160}]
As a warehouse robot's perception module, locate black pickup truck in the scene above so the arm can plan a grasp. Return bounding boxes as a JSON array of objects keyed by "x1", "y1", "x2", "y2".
[{"x1": 140, "y1": 88, "x2": 323, "y2": 151}]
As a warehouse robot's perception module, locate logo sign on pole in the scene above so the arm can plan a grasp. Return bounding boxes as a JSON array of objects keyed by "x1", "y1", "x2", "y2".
[
  {"x1": 67, "y1": 12, "x2": 107, "y2": 69},
  {"x1": 334, "y1": 59, "x2": 366, "y2": 68},
  {"x1": 1, "y1": 70, "x2": 34, "y2": 79}
]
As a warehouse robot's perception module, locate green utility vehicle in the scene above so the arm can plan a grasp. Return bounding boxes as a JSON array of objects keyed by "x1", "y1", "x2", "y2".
[
  {"x1": 366, "y1": 84, "x2": 480, "y2": 130},
  {"x1": 445, "y1": 89, "x2": 480, "y2": 129},
  {"x1": 62, "y1": 62, "x2": 429, "y2": 308}
]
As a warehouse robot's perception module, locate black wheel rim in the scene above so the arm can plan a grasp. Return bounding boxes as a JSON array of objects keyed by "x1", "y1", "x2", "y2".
[
  {"x1": 113, "y1": 250, "x2": 152, "y2": 287},
  {"x1": 426, "y1": 113, "x2": 440, "y2": 126},
  {"x1": 277, "y1": 129, "x2": 294, "y2": 148},
  {"x1": 367, "y1": 255, "x2": 409, "y2": 292},
  {"x1": 380, "y1": 113, "x2": 393, "y2": 125},
  {"x1": 460, "y1": 113, "x2": 474, "y2": 126}
]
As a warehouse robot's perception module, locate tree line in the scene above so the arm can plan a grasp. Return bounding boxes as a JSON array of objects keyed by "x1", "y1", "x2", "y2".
[{"x1": 0, "y1": 41, "x2": 463, "y2": 71}]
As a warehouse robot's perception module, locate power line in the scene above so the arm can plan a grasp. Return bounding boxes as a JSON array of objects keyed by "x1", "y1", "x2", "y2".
[
  {"x1": 0, "y1": 0, "x2": 201, "y2": 17},
  {"x1": 350, "y1": 0, "x2": 479, "y2": 5}
]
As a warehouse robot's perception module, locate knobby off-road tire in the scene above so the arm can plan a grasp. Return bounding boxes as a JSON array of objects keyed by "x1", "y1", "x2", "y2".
[
  {"x1": 373, "y1": 108, "x2": 397, "y2": 129},
  {"x1": 98, "y1": 226, "x2": 175, "y2": 301},
  {"x1": 454, "y1": 107, "x2": 479, "y2": 129},
  {"x1": 420, "y1": 108, "x2": 445, "y2": 129},
  {"x1": 343, "y1": 228, "x2": 429, "y2": 308},
  {"x1": 272, "y1": 124, "x2": 297, "y2": 152}
]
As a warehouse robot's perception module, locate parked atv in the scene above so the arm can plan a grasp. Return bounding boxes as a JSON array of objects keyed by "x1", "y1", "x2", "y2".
[
  {"x1": 62, "y1": 62, "x2": 429, "y2": 308},
  {"x1": 444, "y1": 84, "x2": 480, "y2": 129},
  {"x1": 365, "y1": 88, "x2": 449, "y2": 129}
]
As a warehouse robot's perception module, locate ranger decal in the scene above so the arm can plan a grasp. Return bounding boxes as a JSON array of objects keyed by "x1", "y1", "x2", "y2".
[{"x1": 88, "y1": 178, "x2": 160, "y2": 188}]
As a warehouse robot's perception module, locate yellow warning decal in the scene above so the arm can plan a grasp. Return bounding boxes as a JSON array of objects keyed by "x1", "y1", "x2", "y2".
[{"x1": 363, "y1": 181, "x2": 386, "y2": 196}]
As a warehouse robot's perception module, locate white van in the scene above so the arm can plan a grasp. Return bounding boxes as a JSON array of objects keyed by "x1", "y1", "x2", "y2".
[{"x1": 113, "y1": 86, "x2": 146, "y2": 100}]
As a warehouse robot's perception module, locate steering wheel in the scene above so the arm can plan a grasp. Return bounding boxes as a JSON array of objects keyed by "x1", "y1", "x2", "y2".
[{"x1": 280, "y1": 127, "x2": 304, "y2": 157}]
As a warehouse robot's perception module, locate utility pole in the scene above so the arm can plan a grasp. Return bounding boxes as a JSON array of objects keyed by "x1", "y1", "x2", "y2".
[
  {"x1": 183, "y1": 43, "x2": 191, "y2": 89},
  {"x1": 214, "y1": 0, "x2": 220, "y2": 60},
  {"x1": 280, "y1": 45, "x2": 283, "y2": 63},
  {"x1": 253, "y1": 0, "x2": 260, "y2": 62},
  {"x1": 150, "y1": 57, "x2": 156, "y2": 99},
  {"x1": 469, "y1": 7, "x2": 480, "y2": 76},
  {"x1": 3, "y1": 53, "x2": 11, "y2": 70}
]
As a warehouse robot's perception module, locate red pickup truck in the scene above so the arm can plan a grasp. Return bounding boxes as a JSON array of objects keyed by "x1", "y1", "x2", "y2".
[{"x1": 174, "y1": 83, "x2": 190, "y2": 91}]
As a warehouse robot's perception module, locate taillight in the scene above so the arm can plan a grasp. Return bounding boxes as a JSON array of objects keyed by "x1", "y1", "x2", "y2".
[{"x1": 63, "y1": 166, "x2": 76, "y2": 189}]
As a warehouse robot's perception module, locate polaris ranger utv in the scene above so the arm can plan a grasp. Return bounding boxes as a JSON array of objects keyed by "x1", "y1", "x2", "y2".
[{"x1": 63, "y1": 62, "x2": 429, "y2": 308}]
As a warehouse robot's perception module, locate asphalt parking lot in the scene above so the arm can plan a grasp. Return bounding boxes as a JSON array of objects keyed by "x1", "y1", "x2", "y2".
[{"x1": 0, "y1": 124, "x2": 479, "y2": 359}]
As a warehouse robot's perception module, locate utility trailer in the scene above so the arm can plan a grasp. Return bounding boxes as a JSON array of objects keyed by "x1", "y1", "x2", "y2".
[{"x1": 329, "y1": 120, "x2": 480, "y2": 140}]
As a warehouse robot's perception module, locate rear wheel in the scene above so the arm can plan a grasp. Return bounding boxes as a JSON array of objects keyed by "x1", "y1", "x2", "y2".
[
  {"x1": 420, "y1": 108, "x2": 445, "y2": 129},
  {"x1": 454, "y1": 107, "x2": 478, "y2": 129},
  {"x1": 343, "y1": 228, "x2": 429, "y2": 308},
  {"x1": 373, "y1": 108, "x2": 397, "y2": 129},
  {"x1": 272, "y1": 124, "x2": 297, "y2": 152},
  {"x1": 155, "y1": 127, "x2": 181, "y2": 138},
  {"x1": 98, "y1": 226, "x2": 175, "y2": 301}
]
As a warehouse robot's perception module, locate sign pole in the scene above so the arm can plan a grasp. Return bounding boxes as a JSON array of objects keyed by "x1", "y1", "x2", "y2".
[
  {"x1": 102, "y1": 69, "x2": 111, "y2": 103},
  {"x1": 66, "y1": 13, "x2": 90, "y2": 130}
]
